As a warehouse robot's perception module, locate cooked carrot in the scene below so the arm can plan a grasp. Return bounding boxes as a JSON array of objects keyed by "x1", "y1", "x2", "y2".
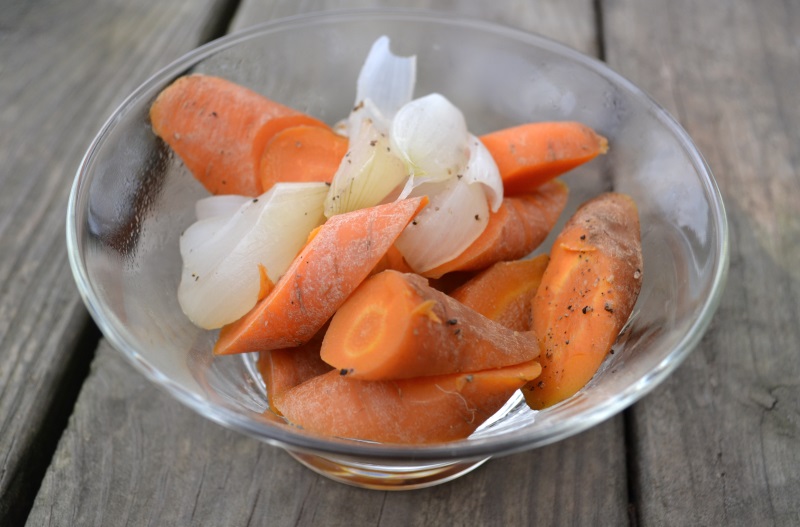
[
  {"x1": 370, "y1": 244, "x2": 415, "y2": 275},
  {"x1": 320, "y1": 270, "x2": 539, "y2": 380},
  {"x1": 259, "y1": 125, "x2": 349, "y2": 191},
  {"x1": 523, "y1": 192, "x2": 642, "y2": 410},
  {"x1": 257, "y1": 330, "x2": 332, "y2": 415},
  {"x1": 213, "y1": 196, "x2": 428, "y2": 355},
  {"x1": 277, "y1": 360, "x2": 541, "y2": 444},
  {"x1": 422, "y1": 180, "x2": 568, "y2": 279},
  {"x1": 480, "y1": 122, "x2": 608, "y2": 196},
  {"x1": 450, "y1": 255, "x2": 549, "y2": 332},
  {"x1": 150, "y1": 74, "x2": 327, "y2": 196}
]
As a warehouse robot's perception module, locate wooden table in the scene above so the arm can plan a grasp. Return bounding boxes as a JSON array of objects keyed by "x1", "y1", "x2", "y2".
[{"x1": 2, "y1": 0, "x2": 798, "y2": 525}]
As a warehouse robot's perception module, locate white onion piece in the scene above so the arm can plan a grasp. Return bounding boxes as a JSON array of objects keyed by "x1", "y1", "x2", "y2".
[
  {"x1": 347, "y1": 97, "x2": 392, "y2": 139},
  {"x1": 180, "y1": 214, "x2": 230, "y2": 261},
  {"x1": 341, "y1": 35, "x2": 416, "y2": 139},
  {"x1": 391, "y1": 93, "x2": 470, "y2": 192},
  {"x1": 178, "y1": 182, "x2": 328, "y2": 329},
  {"x1": 394, "y1": 177, "x2": 490, "y2": 273},
  {"x1": 463, "y1": 134, "x2": 503, "y2": 212},
  {"x1": 324, "y1": 119, "x2": 408, "y2": 218},
  {"x1": 354, "y1": 36, "x2": 416, "y2": 125},
  {"x1": 194, "y1": 194, "x2": 251, "y2": 221}
]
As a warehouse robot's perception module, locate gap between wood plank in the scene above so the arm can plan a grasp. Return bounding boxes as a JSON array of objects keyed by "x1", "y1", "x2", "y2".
[
  {"x1": 200, "y1": 0, "x2": 243, "y2": 43},
  {"x1": 624, "y1": 407, "x2": 642, "y2": 527},
  {"x1": 10, "y1": 1, "x2": 244, "y2": 525},
  {"x1": 593, "y1": 0, "x2": 607, "y2": 61},
  {"x1": 595, "y1": 2, "x2": 640, "y2": 525},
  {"x1": 592, "y1": 0, "x2": 614, "y2": 194},
  {"x1": 3, "y1": 316, "x2": 101, "y2": 527}
]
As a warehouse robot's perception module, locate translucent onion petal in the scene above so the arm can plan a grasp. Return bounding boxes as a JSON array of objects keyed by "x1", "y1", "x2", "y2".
[
  {"x1": 341, "y1": 36, "x2": 416, "y2": 139},
  {"x1": 394, "y1": 177, "x2": 490, "y2": 273},
  {"x1": 463, "y1": 134, "x2": 504, "y2": 212},
  {"x1": 390, "y1": 93, "x2": 470, "y2": 185},
  {"x1": 324, "y1": 119, "x2": 409, "y2": 218},
  {"x1": 179, "y1": 214, "x2": 231, "y2": 266},
  {"x1": 347, "y1": 98, "x2": 392, "y2": 140},
  {"x1": 178, "y1": 182, "x2": 328, "y2": 329},
  {"x1": 355, "y1": 36, "x2": 416, "y2": 122},
  {"x1": 194, "y1": 194, "x2": 251, "y2": 221}
]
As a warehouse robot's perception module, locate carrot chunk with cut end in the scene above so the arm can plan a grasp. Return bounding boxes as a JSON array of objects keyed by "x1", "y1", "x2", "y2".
[
  {"x1": 257, "y1": 329, "x2": 332, "y2": 415},
  {"x1": 320, "y1": 270, "x2": 539, "y2": 380},
  {"x1": 422, "y1": 180, "x2": 568, "y2": 279},
  {"x1": 259, "y1": 125, "x2": 349, "y2": 191},
  {"x1": 451, "y1": 254, "x2": 549, "y2": 332},
  {"x1": 213, "y1": 196, "x2": 428, "y2": 355},
  {"x1": 276, "y1": 360, "x2": 541, "y2": 444},
  {"x1": 523, "y1": 192, "x2": 642, "y2": 409},
  {"x1": 370, "y1": 244, "x2": 415, "y2": 275},
  {"x1": 480, "y1": 121, "x2": 608, "y2": 196},
  {"x1": 150, "y1": 74, "x2": 326, "y2": 196}
]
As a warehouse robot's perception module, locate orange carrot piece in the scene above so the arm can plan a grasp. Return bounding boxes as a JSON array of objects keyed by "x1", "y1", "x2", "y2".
[
  {"x1": 257, "y1": 332, "x2": 332, "y2": 415},
  {"x1": 480, "y1": 121, "x2": 608, "y2": 196},
  {"x1": 259, "y1": 125, "x2": 349, "y2": 191},
  {"x1": 150, "y1": 74, "x2": 327, "y2": 196},
  {"x1": 370, "y1": 244, "x2": 415, "y2": 275},
  {"x1": 213, "y1": 196, "x2": 428, "y2": 355},
  {"x1": 422, "y1": 180, "x2": 569, "y2": 279},
  {"x1": 277, "y1": 360, "x2": 541, "y2": 444},
  {"x1": 320, "y1": 270, "x2": 539, "y2": 380},
  {"x1": 523, "y1": 193, "x2": 642, "y2": 409},
  {"x1": 451, "y1": 255, "x2": 549, "y2": 332},
  {"x1": 257, "y1": 264, "x2": 274, "y2": 301}
]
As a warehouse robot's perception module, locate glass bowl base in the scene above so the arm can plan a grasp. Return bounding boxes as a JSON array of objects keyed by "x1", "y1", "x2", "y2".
[{"x1": 286, "y1": 450, "x2": 490, "y2": 490}]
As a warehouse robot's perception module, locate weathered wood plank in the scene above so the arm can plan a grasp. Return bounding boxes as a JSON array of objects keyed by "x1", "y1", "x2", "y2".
[
  {"x1": 26, "y1": 1, "x2": 633, "y2": 525},
  {"x1": 0, "y1": 0, "x2": 235, "y2": 524},
  {"x1": 230, "y1": 0, "x2": 600, "y2": 56},
  {"x1": 29, "y1": 343, "x2": 628, "y2": 527},
  {"x1": 603, "y1": 0, "x2": 800, "y2": 525}
]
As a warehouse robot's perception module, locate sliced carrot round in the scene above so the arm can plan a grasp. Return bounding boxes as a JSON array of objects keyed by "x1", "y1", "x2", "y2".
[
  {"x1": 320, "y1": 270, "x2": 540, "y2": 380},
  {"x1": 259, "y1": 125, "x2": 348, "y2": 191},
  {"x1": 343, "y1": 305, "x2": 391, "y2": 358},
  {"x1": 150, "y1": 74, "x2": 327, "y2": 196}
]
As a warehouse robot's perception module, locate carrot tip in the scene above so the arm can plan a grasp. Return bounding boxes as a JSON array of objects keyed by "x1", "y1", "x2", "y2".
[{"x1": 598, "y1": 135, "x2": 610, "y2": 155}]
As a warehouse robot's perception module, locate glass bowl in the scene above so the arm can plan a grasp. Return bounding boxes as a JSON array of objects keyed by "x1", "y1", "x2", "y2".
[{"x1": 66, "y1": 9, "x2": 728, "y2": 490}]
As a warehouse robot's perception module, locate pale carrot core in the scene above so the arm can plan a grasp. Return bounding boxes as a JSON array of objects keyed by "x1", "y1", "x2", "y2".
[{"x1": 344, "y1": 306, "x2": 387, "y2": 357}]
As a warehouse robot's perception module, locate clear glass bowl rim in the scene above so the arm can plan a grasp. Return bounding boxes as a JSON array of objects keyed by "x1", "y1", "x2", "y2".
[{"x1": 66, "y1": 8, "x2": 729, "y2": 462}]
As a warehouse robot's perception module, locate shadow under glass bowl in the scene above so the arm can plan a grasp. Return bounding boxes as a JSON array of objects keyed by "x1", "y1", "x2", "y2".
[{"x1": 66, "y1": 9, "x2": 728, "y2": 490}]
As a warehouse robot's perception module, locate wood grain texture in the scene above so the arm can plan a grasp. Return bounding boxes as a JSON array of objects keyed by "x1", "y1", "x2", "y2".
[
  {"x1": 230, "y1": 0, "x2": 599, "y2": 56},
  {"x1": 28, "y1": 343, "x2": 628, "y2": 527},
  {"x1": 0, "y1": 0, "x2": 235, "y2": 524},
  {"x1": 603, "y1": 0, "x2": 800, "y2": 525},
  {"x1": 25, "y1": 1, "x2": 633, "y2": 526},
  {"x1": 14, "y1": 0, "x2": 800, "y2": 524}
]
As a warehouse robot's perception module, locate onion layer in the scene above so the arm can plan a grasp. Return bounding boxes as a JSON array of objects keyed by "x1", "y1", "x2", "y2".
[
  {"x1": 394, "y1": 177, "x2": 490, "y2": 273},
  {"x1": 178, "y1": 183, "x2": 328, "y2": 329},
  {"x1": 463, "y1": 134, "x2": 503, "y2": 212},
  {"x1": 391, "y1": 93, "x2": 470, "y2": 192},
  {"x1": 324, "y1": 119, "x2": 408, "y2": 218}
]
